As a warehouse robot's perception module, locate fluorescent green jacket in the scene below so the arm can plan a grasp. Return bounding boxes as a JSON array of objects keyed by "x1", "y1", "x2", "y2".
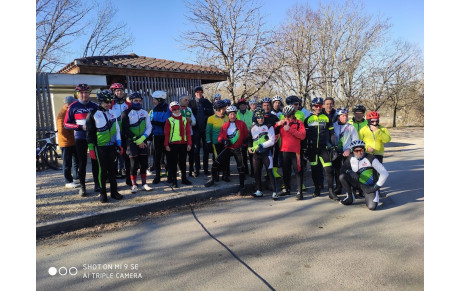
[{"x1": 358, "y1": 125, "x2": 391, "y2": 155}]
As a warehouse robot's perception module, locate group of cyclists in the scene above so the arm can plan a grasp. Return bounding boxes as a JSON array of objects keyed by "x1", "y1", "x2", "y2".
[{"x1": 60, "y1": 83, "x2": 391, "y2": 210}]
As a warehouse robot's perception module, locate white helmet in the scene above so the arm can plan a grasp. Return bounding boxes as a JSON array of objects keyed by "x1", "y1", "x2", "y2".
[
  {"x1": 152, "y1": 90, "x2": 167, "y2": 99},
  {"x1": 226, "y1": 105, "x2": 238, "y2": 114}
]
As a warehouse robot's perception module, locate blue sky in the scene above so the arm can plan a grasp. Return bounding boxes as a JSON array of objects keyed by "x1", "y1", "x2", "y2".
[{"x1": 70, "y1": 0, "x2": 424, "y2": 64}]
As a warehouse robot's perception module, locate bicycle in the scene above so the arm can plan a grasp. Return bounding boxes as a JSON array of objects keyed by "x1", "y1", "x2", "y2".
[{"x1": 36, "y1": 131, "x2": 61, "y2": 171}]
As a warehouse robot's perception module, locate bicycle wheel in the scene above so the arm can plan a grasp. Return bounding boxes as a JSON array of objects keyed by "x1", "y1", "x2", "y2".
[{"x1": 43, "y1": 148, "x2": 61, "y2": 170}]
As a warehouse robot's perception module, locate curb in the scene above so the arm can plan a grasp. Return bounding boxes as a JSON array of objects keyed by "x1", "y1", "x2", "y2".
[{"x1": 36, "y1": 185, "x2": 241, "y2": 239}]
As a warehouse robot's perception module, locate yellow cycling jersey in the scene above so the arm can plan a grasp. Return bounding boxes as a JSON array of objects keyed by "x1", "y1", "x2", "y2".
[{"x1": 358, "y1": 125, "x2": 391, "y2": 155}]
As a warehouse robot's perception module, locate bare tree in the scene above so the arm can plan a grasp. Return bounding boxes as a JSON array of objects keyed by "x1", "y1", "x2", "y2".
[
  {"x1": 82, "y1": 1, "x2": 134, "y2": 57},
  {"x1": 36, "y1": 0, "x2": 91, "y2": 72},
  {"x1": 181, "y1": 0, "x2": 275, "y2": 102}
]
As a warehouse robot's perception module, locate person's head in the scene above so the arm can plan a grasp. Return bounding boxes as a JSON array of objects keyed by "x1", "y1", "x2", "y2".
[
  {"x1": 282, "y1": 105, "x2": 296, "y2": 120},
  {"x1": 324, "y1": 97, "x2": 335, "y2": 113},
  {"x1": 336, "y1": 107, "x2": 349, "y2": 124},
  {"x1": 75, "y1": 84, "x2": 91, "y2": 104},
  {"x1": 311, "y1": 97, "x2": 324, "y2": 114},
  {"x1": 151, "y1": 90, "x2": 167, "y2": 105},
  {"x1": 261, "y1": 97, "x2": 272, "y2": 113},
  {"x1": 254, "y1": 108, "x2": 265, "y2": 125},
  {"x1": 109, "y1": 83, "x2": 125, "y2": 102},
  {"x1": 129, "y1": 92, "x2": 143, "y2": 110},
  {"x1": 237, "y1": 98, "x2": 247, "y2": 111},
  {"x1": 64, "y1": 96, "x2": 77, "y2": 106},
  {"x1": 272, "y1": 96, "x2": 283, "y2": 111},
  {"x1": 169, "y1": 101, "x2": 181, "y2": 117},
  {"x1": 249, "y1": 99, "x2": 258, "y2": 111},
  {"x1": 223, "y1": 99, "x2": 232, "y2": 108},
  {"x1": 213, "y1": 100, "x2": 227, "y2": 117},
  {"x1": 179, "y1": 94, "x2": 190, "y2": 107},
  {"x1": 213, "y1": 93, "x2": 222, "y2": 101},
  {"x1": 194, "y1": 86, "x2": 204, "y2": 99},
  {"x1": 286, "y1": 95, "x2": 301, "y2": 112},
  {"x1": 352, "y1": 104, "x2": 366, "y2": 121},
  {"x1": 366, "y1": 111, "x2": 380, "y2": 126},
  {"x1": 96, "y1": 90, "x2": 113, "y2": 111},
  {"x1": 226, "y1": 105, "x2": 238, "y2": 122},
  {"x1": 350, "y1": 140, "x2": 366, "y2": 159}
]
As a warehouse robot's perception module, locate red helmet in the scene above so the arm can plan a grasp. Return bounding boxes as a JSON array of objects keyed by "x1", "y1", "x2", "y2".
[
  {"x1": 366, "y1": 111, "x2": 380, "y2": 120},
  {"x1": 110, "y1": 83, "x2": 124, "y2": 90},
  {"x1": 75, "y1": 83, "x2": 90, "y2": 92}
]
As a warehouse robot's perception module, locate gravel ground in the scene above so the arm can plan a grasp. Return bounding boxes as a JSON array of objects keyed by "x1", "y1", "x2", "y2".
[{"x1": 36, "y1": 127, "x2": 423, "y2": 225}]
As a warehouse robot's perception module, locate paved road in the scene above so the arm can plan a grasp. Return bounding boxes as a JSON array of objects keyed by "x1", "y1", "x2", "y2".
[{"x1": 36, "y1": 129, "x2": 424, "y2": 290}]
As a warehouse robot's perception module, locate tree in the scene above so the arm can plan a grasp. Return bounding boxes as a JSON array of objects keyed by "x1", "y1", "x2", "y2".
[{"x1": 181, "y1": 0, "x2": 275, "y2": 102}]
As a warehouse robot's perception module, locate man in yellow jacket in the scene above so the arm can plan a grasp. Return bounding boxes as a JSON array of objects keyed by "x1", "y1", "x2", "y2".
[{"x1": 358, "y1": 111, "x2": 391, "y2": 163}]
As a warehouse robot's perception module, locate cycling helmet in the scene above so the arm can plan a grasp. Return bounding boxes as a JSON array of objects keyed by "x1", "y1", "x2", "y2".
[
  {"x1": 286, "y1": 95, "x2": 301, "y2": 105},
  {"x1": 75, "y1": 83, "x2": 90, "y2": 92},
  {"x1": 194, "y1": 86, "x2": 204, "y2": 93},
  {"x1": 64, "y1": 96, "x2": 77, "y2": 105},
  {"x1": 254, "y1": 108, "x2": 265, "y2": 119},
  {"x1": 129, "y1": 92, "x2": 143, "y2": 100},
  {"x1": 223, "y1": 99, "x2": 232, "y2": 106},
  {"x1": 169, "y1": 101, "x2": 180, "y2": 111},
  {"x1": 109, "y1": 83, "x2": 124, "y2": 91},
  {"x1": 213, "y1": 93, "x2": 222, "y2": 100},
  {"x1": 311, "y1": 97, "x2": 324, "y2": 106},
  {"x1": 213, "y1": 100, "x2": 227, "y2": 110},
  {"x1": 96, "y1": 90, "x2": 113, "y2": 103},
  {"x1": 237, "y1": 98, "x2": 247, "y2": 105},
  {"x1": 248, "y1": 98, "x2": 258, "y2": 105},
  {"x1": 282, "y1": 105, "x2": 296, "y2": 117},
  {"x1": 336, "y1": 107, "x2": 349, "y2": 115},
  {"x1": 261, "y1": 97, "x2": 272, "y2": 104},
  {"x1": 352, "y1": 104, "x2": 366, "y2": 113},
  {"x1": 226, "y1": 105, "x2": 238, "y2": 114},
  {"x1": 366, "y1": 111, "x2": 380, "y2": 120},
  {"x1": 272, "y1": 96, "x2": 283, "y2": 104},
  {"x1": 350, "y1": 140, "x2": 366, "y2": 150},
  {"x1": 151, "y1": 90, "x2": 167, "y2": 100}
]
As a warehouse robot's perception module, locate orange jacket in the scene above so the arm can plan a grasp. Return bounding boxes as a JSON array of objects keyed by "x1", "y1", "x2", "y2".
[{"x1": 56, "y1": 105, "x2": 76, "y2": 147}]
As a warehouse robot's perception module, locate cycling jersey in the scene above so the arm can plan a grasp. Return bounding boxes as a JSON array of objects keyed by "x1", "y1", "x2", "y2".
[
  {"x1": 64, "y1": 100, "x2": 98, "y2": 140},
  {"x1": 206, "y1": 114, "x2": 228, "y2": 144},
  {"x1": 248, "y1": 123, "x2": 275, "y2": 153},
  {"x1": 333, "y1": 121, "x2": 358, "y2": 152},
  {"x1": 180, "y1": 106, "x2": 196, "y2": 135},
  {"x1": 149, "y1": 102, "x2": 170, "y2": 136},
  {"x1": 110, "y1": 100, "x2": 131, "y2": 122},
  {"x1": 358, "y1": 125, "x2": 391, "y2": 156},
  {"x1": 341, "y1": 153, "x2": 389, "y2": 188},
  {"x1": 275, "y1": 117, "x2": 306, "y2": 153},
  {"x1": 271, "y1": 109, "x2": 282, "y2": 119},
  {"x1": 237, "y1": 110, "x2": 253, "y2": 130},
  {"x1": 348, "y1": 118, "x2": 368, "y2": 133},
  {"x1": 121, "y1": 108, "x2": 152, "y2": 141},
  {"x1": 279, "y1": 110, "x2": 305, "y2": 123},
  {"x1": 86, "y1": 108, "x2": 121, "y2": 147},
  {"x1": 305, "y1": 113, "x2": 335, "y2": 149},
  {"x1": 218, "y1": 120, "x2": 249, "y2": 150}
]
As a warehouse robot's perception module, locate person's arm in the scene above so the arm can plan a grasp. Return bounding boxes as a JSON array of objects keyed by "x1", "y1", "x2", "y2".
[
  {"x1": 340, "y1": 156, "x2": 352, "y2": 174},
  {"x1": 372, "y1": 158, "x2": 389, "y2": 187},
  {"x1": 63, "y1": 104, "x2": 81, "y2": 131},
  {"x1": 186, "y1": 120, "x2": 192, "y2": 147},
  {"x1": 189, "y1": 107, "x2": 196, "y2": 126},
  {"x1": 85, "y1": 112, "x2": 97, "y2": 148},
  {"x1": 206, "y1": 116, "x2": 213, "y2": 143},
  {"x1": 163, "y1": 120, "x2": 171, "y2": 148},
  {"x1": 288, "y1": 120, "x2": 306, "y2": 140},
  {"x1": 262, "y1": 126, "x2": 276, "y2": 148},
  {"x1": 121, "y1": 110, "x2": 135, "y2": 140},
  {"x1": 376, "y1": 126, "x2": 392, "y2": 143}
]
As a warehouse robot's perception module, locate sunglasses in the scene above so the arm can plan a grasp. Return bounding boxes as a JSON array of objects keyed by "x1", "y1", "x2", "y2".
[
  {"x1": 370, "y1": 119, "x2": 379, "y2": 122},
  {"x1": 293, "y1": 103, "x2": 299, "y2": 106},
  {"x1": 353, "y1": 148, "x2": 364, "y2": 153}
]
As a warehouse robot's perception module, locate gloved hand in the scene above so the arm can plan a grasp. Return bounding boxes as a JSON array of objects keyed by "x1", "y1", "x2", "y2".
[
  {"x1": 89, "y1": 150, "x2": 96, "y2": 160},
  {"x1": 372, "y1": 184, "x2": 381, "y2": 192},
  {"x1": 134, "y1": 135, "x2": 146, "y2": 145},
  {"x1": 118, "y1": 146, "x2": 124, "y2": 155},
  {"x1": 223, "y1": 139, "x2": 231, "y2": 147},
  {"x1": 207, "y1": 142, "x2": 213, "y2": 152}
]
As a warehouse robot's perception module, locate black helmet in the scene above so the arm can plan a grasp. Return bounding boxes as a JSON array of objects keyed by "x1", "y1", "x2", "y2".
[
  {"x1": 282, "y1": 105, "x2": 296, "y2": 117},
  {"x1": 254, "y1": 108, "x2": 265, "y2": 119},
  {"x1": 75, "y1": 83, "x2": 90, "y2": 92},
  {"x1": 286, "y1": 95, "x2": 300, "y2": 105},
  {"x1": 213, "y1": 100, "x2": 227, "y2": 110},
  {"x1": 194, "y1": 86, "x2": 204, "y2": 93},
  {"x1": 352, "y1": 104, "x2": 366, "y2": 113},
  {"x1": 129, "y1": 92, "x2": 143, "y2": 100},
  {"x1": 311, "y1": 97, "x2": 324, "y2": 106},
  {"x1": 96, "y1": 90, "x2": 113, "y2": 103}
]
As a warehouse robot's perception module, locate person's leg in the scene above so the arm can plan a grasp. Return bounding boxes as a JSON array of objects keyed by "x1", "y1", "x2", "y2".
[
  {"x1": 281, "y1": 152, "x2": 292, "y2": 195},
  {"x1": 253, "y1": 154, "x2": 263, "y2": 193},
  {"x1": 294, "y1": 152, "x2": 303, "y2": 200},
  {"x1": 166, "y1": 145, "x2": 178, "y2": 187},
  {"x1": 75, "y1": 139, "x2": 88, "y2": 195},
  {"x1": 319, "y1": 149, "x2": 338, "y2": 200},
  {"x1": 309, "y1": 152, "x2": 321, "y2": 196},
  {"x1": 263, "y1": 154, "x2": 278, "y2": 197},
  {"x1": 153, "y1": 136, "x2": 164, "y2": 183},
  {"x1": 177, "y1": 144, "x2": 191, "y2": 185},
  {"x1": 340, "y1": 172, "x2": 361, "y2": 205},
  {"x1": 193, "y1": 133, "x2": 201, "y2": 174},
  {"x1": 201, "y1": 134, "x2": 210, "y2": 174},
  {"x1": 233, "y1": 148, "x2": 246, "y2": 194},
  {"x1": 122, "y1": 140, "x2": 131, "y2": 186},
  {"x1": 95, "y1": 146, "x2": 107, "y2": 202},
  {"x1": 61, "y1": 147, "x2": 73, "y2": 184},
  {"x1": 107, "y1": 146, "x2": 122, "y2": 199},
  {"x1": 332, "y1": 155, "x2": 343, "y2": 194}
]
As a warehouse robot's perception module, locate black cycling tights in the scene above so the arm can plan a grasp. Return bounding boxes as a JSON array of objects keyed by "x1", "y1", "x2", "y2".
[
  {"x1": 253, "y1": 153, "x2": 276, "y2": 193},
  {"x1": 339, "y1": 172, "x2": 379, "y2": 210},
  {"x1": 281, "y1": 152, "x2": 303, "y2": 194}
]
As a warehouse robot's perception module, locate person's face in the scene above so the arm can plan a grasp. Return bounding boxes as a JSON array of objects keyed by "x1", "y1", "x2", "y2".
[
  {"x1": 239, "y1": 103, "x2": 247, "y2": 111},
  {"x1": 216, "y1": 107, "x2": 226, "y2": 117},
  {"x1": 292, "y1": 102, "x2": 300, "y2": 111},
  {"x1": 180, "y1": 97, "x2": 189, "y2": 107},
  {"x1": 250, "y1": 103, "x2": 257, "y2": 110},
  {"x1": 273, "y1": 101, "x2": 281, "y2": 110},
  {"x1": 256, "y1": 117, "x2": 264, "y2": 125},
  {"x1": 195, "y1": 90, "x2": 203, "y2": 99},
  {"x1": 262, "y1": 103, "x2": 271, "y2": 113},
  {"x1": 312, "y1": 104, "x2": 322, "y2": 114},
  {"x1": 353, "y1": 147, "x2": 365, "y2": 159},
  {"x1": 100, "y1": 100, "x2": 111, "y2": 110},
  {"x1": 324, "y1": 100, "x2": 334, "y2": 112},
  {"x1": 354, "y1": 111, "x2": 364, "y2": 121},
  {"x1": 228, "y1": 112, "x2": 237, "y2": 121},
  {"x1": 78, "y1": 90, "x2": 90, "y2": 102},
  {"x1": 153, "y1": 98, "x2": 159, "y2": 106},
  {"x1": 339, "y1": 113, "x2": 348, "y2": 124},
  {"x1": 131, "y1": 98, "x2": 143, "y2": 107},
  {"x1": 172, "y1": 108, "x2": 181, "y2": 115},
  {"x1": 114, "y1": 89, "x2": 124, "y2": 99},
  {"x1": 370, "y1": 119, "x2": 379, "y2": 126}
]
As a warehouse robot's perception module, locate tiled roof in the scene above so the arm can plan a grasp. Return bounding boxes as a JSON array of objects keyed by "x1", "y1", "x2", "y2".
[{"x1": 57, "y1": 53, "x2": 227, "y2": 76}]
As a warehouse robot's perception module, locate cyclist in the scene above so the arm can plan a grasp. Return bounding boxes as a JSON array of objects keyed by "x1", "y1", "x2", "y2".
[
  {"x1": 189, "y1": 86, "x2": 214, "y2": 177},
  {"x1": 271, "y1": 96, "x2": 283, "y2": 119},
  {"x1": 86, "y1": 90, "x2": 124, "y2": 203},
  {"x1": 179, "y1": 94, "x2": 196, "y2": 177},
  {"x1": 236, "y1": 98, "x2": 254, "y2": 176},
  {"x1": 213, "y1": 93, "x2": 222, "y2": 102},
  {"x1": 248, "y1": 98, "x2": 258, "y2": 112},
  {"x1": 109, "y1": 83, "x2": 131, "y2": 183},
  {"x1": 121, "y1": 92, "x2": 153, "y2": 193},
  {"x1": 332, "y1": 107, "x2": 358, "y2": 195},
  {"x1": 304, "y1": 97, "x2": 338, "y2": 200},
  {"x1": 260, "y1": 97, "x2": 280, "y2": 178},
  {"x1": 164, "y1": 101, "x2": 193, "y2": 188},
  {"x1": 57, "y1": 96, "x2": 78, "y2": 188},
  {"x1": 349, "y1": 104, "x2": 368, "y2": 133},
  {"x1": 205, "y1": 105, "x2": 249, "y2": 196},
  {"x1": 149, "y1": 90, "x2": 170, "y2": 184},
  {"x1": 322, "y1": 97, "x2": 337, "y2": 123},
  {"x1": 274, "y1": 105, "x2": 306, "y2": 200},
  {"x1": 206, "y1": 100, "x2": 229, "y2": 180},
  {"x1": 340, "y1": 140, "x2": 389, "y2": 210},
  {"x1": 248, "y1": 109, "x2": 278, "y2": 199},
  {"x1": 64, "y1": 84, "x2": 100, "y2": 196},
  {"x1": 285, "y1": 95, "x2": 306, "y2": 122},
  {"x1": 359, "y1": 111, "x2": 391, "y2": 163}
]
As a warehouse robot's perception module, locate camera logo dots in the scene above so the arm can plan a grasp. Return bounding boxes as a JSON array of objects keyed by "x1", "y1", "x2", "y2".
[{"x1": 48, "y1": 266, "x2": 78, "y2": 276}]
